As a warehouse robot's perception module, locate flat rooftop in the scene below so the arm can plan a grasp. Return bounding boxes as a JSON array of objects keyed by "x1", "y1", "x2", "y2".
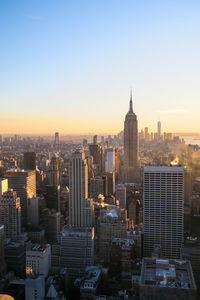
[
  {"x1": 140, "y1": 258, "x2": 196, "y2": 290},
  {"x1": 144, "y1": 165, "x2": 184, "y2": 173}
]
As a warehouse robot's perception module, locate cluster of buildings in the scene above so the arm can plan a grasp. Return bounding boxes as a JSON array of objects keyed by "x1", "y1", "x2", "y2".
[{"x1": 0, "y1": 92, "x2": 198, "y2": 299}]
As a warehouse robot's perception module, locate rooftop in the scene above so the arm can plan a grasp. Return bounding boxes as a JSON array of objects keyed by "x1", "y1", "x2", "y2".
[
  {"x1": 80, "y1": 266, "x2": 101, "y2": 290},
  {"x1": 140, "y1": 258, "x2": 196, "y2": 290},
  {"x1": 144, "y1": 165, "x2": 184, "y2": 173}
]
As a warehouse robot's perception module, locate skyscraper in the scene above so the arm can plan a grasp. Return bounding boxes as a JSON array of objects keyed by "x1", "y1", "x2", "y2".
[
  {"x1": 0, "y1": 225, "x2": 6, "y2": 276},
  {"x1": 69, "y1": 150, "x2": 90, "y2": 227},
  {"x1": 54, "y1": 132, "x2": 59, "y2": 151},
  {"x1": 124, "y1": 90, "x2": 138, "y2": 182},
  {"x1": 116, "y1": 184, "x2": 126, "y2": 209},
  {"x1": 4, "y1": 169, "x2": 36, "y2": 225},
  {"x1": 143, "y1": 165, "x2": 184, "y2": 258},
  {"x1": 157, "y1": 121, "x2": 161, "y2": 138},
  {"x1": 0, "y1": 190, "x2": 21, "y2": 239},
  {"x1": 104, "y1": 147, "x2": 115, "y2": 172},
  {"x1": 50, "y1": 153, "x2": 60, "y2": 186},
  {"x1": 24, "y1": 152, "x2": 36, "y2": 170}
]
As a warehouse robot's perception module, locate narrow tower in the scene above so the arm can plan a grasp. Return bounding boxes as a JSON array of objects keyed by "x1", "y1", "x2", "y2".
[{"x1": 124, "y1": 90, "x2": 138, "y2": 182}]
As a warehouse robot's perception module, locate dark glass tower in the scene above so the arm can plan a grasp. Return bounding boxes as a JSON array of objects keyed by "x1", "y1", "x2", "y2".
[{"x1": 124, "y1": 90, "x2": 138, "y2": 182}]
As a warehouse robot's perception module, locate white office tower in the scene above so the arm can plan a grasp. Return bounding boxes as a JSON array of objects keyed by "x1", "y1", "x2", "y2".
[
  {"x1": 69, "y1": 150, "x2": 92, "y2": 227},
  {"x1": 25, "y1": 275, "x2": 45, "y2": 300},
  {"x1": 104, "y1": 148, "x2": 115, "y2": 172},
  {"x1": 143, "y1": 166, "x2": 184, "y2": 259},
  {"x1": 0, "y1": 190, "x2": 21, "y2": 239},
  {"x1": 26, "y1": 244, "x2": 51, "y2": 278}
]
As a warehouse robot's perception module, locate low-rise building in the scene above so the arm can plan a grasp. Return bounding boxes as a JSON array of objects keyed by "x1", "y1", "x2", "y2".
[
  {"x1": 26, "y1": 243, "x2": 51, "y2": 278},
  {"x1": 80, "y1": 266, "x2": 101, "y2": 299},
  {"x1": 140, "y1": 258, "x2": 197, "y2": 300}
]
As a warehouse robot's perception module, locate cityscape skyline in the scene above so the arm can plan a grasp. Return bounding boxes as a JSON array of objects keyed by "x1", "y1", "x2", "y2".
[
  {"x1": 1, "y1": 1, "x2": 200, "y2": 134},
  {"x1": 1, "y1": 1, "x2": 200, "y2": 299}
]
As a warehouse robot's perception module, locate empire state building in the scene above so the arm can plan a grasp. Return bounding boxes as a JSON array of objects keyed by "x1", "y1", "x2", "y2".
[{"x1": 124, "y1": 91, "x2": 138, "y2": 182}]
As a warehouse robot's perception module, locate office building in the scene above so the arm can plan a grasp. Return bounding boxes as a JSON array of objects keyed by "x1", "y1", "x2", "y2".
[
  {"x1": 50, "y1": 153, "x2": 60, "y2": 186},
  {"x1": 157, "y1": 121, "x2": 161, "y2": 138},
  {"x1": 80, "y1": 266, "x2": 101, "y2": 299},
  {"x1": 25, "y1": 275, "x2": 45, "y2": 300},
  {"x1": 124, "y1": 90, "x2": 138, "y2": 182},
  {"x1": 98, "y1": 205, "x2": 127, "y2": 262},
  {"x1": 0, "y1": 190, "x2": 21, "y2": 239},
  {"x1": 104, "y1": 148, "x2": 115, "y2": 172},
  {"x1": 52, "y1": 226, "x2": 94, "y2": 278},
  {"x1": 104, "y1": 172, "x2": 115, "y2": 194},
  {"x1": 181, "y1": 237, "x2": 200, "y2": 284},
  {"x1": 140, "y1": 258, "x2": 196, "y2": 300},
  {"x1": 5, "y1": 241, "x2": 26, "y2": 278},
  {"x1": 69, "y1": 150, "x2": 90, "y2": 227},
  {"x1": 143, "y1": 166, "x2": 184, "y2": 258},
  {"x1": 4, "y1": 168, "x2": 36, "y2": 225},
  {"x1": 46, "y1": 211, "x2": 61, "y2": 244},
  {"x1": 54, "y1": 132, "x2": 59, "y2": 151},
  {"x1": 89, "y1": 141, "x2": 103, "y2": 175},
  {"x1": 24, "y1": 152, "x2": 36, "y2": 170},
  {"x1": 144, "y1": 127, "x2": 149, "y2": 141},
  {"x1": 110, "y1": 238, "x2": 135, "y2": 287},
  {"x1": 89, "y1": 176, "x2": 105, "y2": 199},
  {"x1": 116, "y1": 184, "x2": 126, "y2": 209},
  {"x1": 26, "y1": 243, "x2": 51, "y2": 278},
  {"x1": 45, "y1": 185, "x2": 60, "y2": 212},
  {"x1": 0, "y1": 225, "x2": 6, "y2": 276},
  {"x1": 0, "y1": 178, "x2": 8, "y2": 196},
  {"x1": 27, "y1": 197, "x2": 39, "y2": 225}
]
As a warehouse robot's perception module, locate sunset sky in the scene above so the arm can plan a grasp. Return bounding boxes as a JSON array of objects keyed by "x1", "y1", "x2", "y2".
[{"x1": 1, "y1": 0, "x2": 200, "y2": 134}]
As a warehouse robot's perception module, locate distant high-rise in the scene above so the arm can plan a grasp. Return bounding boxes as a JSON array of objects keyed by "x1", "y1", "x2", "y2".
[
  {"x1": 0, "y1": 190, "x2": 21, "y2": 239},
  {"x1": 4, "y1": 169, "x2": 36, "y2": 225},
  {"x1": 54, "y1": 132, "x2": 59, "y2": 151},
  {"x1": 69, "y1": 150, "x2": 91, "y2": 227},
  {"x1": 124, "y1": 90, "x2": 138, "y2": 182},
  {"x1": 104, "y1": 147, "x2": 115, "y2": 173},
  {"x1": 143, "y1": 166, "x2": 184, "y2": 258},
  {"x1": 24, "y1": 152, "x2": 36, "y2": 170},
  {"x1": 93, "y1": 135, "x2": 98, "y2": 145},
  {"x1": 157, "y1": 121, "x2": 161, "y2": 138},
  {"x1": 50, "y1": 153, "x2": 60, "y2": 186}
]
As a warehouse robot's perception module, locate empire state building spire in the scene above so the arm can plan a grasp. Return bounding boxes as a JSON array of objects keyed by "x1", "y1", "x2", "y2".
[
  {"x1": 129, "y1": 88, "x2": 133, "y2": 113},
  {"x1": 127, "y1": 88, "x2": 134, "y2": 115}
]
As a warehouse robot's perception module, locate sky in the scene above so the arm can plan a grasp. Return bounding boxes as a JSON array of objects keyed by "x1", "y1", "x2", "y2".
[{"x1": 1, "y1": 0, "x2": 200, "y2": 134}]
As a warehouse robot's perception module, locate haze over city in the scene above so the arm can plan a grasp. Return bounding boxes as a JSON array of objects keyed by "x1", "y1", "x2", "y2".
[
  {"x1": 2, "y1": 1, "x2": 200, "y2": 300},
  {"x1": 1, "y1": 0, "x2": 200, "y2": 134}
]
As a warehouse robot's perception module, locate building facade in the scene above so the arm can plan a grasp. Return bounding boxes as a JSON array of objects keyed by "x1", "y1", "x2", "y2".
[
  {"x1": 143, "y1": 165, "x2": 184, "y2": 258},
  {"x1": 0, "y1": 190, "x2": 21, "y2": 239},
  {"x1": 69, "y1": 150, "x2": 91, "y2": 227},
  {"x1": 124, "y1": 91, "x2": 138, "y2": 183},
  {"x1": 4, "y1": 169, "x2": 36, "y2": 225}
]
